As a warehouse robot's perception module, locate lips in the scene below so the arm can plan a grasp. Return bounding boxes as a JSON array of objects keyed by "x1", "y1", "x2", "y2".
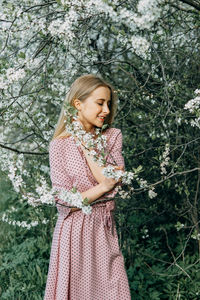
[{"x1": 98, "y1": 116, "x2": 105, "y2": 122}]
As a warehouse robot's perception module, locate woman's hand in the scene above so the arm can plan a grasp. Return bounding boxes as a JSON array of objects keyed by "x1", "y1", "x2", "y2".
[
  {"x1": 69, "y1": 165, "x2": 124, "y2": 213},
  {"x1": 69, "y1": 207, "x2": 81, "y2": 214},
  {"x1": 114, "y1": 165, "x2": 124, "y2": 172},
  {"x1": 101, "y1": 165, "x2": 124, "y2": 193}
]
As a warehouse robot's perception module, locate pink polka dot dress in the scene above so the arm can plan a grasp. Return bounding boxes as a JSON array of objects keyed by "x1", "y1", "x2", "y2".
[{"x1": 44, "y1": 127, "x2": 131, "y2": 300}]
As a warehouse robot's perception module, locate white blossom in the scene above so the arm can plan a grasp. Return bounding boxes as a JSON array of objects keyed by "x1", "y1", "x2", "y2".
[
  {"x1": 130, "y1": 36, "x2": 150, "y2": 58},
  {"x1": 194, "y1": 89, "x2": 200, "y2": 95},
  {"x1": 1, "y1": 207, "x2": 49, "y2": 230},
  {"x1": 160, "y1": 143, "x2": 170, "y2": 175},
  {"x1": 6, "y1": 68, "x2": 26, "y2": 83},
  {"x1": 191, "y1": 230, "x2": 200, "y2": 241},
  {"x1": 184, "y1": 89, "x2": 200, "y2": 129},
  {"x1": 139, "y1": 178, "x2": 148, "y2": 188},
  {"x1": 184, "y1": 95, "x2": 200, "y2": 113},
  {"x1": 148, "y1": 188, "x2": 157, "y2": 199}
]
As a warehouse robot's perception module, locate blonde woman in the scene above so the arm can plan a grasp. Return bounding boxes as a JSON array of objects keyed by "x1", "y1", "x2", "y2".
[{"x1": 44, "y1": 74, "x2": 131, "y2": 299}]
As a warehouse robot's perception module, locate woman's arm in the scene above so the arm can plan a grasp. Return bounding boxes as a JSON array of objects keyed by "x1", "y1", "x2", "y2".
[
  {"x1": 70, "y1": 130, "x2": 125, "y2": 213},
  {"x1": 81, "y1": 147, "x2": 124, "y2": 183},
  {"x1": 80, "y1": 129, "x2": 124, "y2": 184},
  {"x1": 81, "y1": 178, "x2": 116, "y2": 204},
  {"x1": 81, "y1": 147, "x2": 107, "y2": 183},
  {"x1": 49, "y1": 138, "x2": 122, "y2": 213},
  {"x1": 70, "y1": 179, "x2": 119, "y2": 212}
]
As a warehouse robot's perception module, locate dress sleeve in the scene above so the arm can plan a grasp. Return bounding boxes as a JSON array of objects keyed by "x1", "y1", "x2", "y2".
[
  {"x1": 105, "y1": 129, "x2": 125, "y2": 168},
  {"x1": 103, "y1": 129, "x2": 125, "y2": 199},
  {"x1": 49, "y1": 139, "x2": 73, "y2": 206}
]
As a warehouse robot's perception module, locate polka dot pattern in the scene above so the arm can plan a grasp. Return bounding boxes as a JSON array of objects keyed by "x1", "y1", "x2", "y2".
[{"x1": 44, "y1": 128, "x2": 131, "y2": 300}]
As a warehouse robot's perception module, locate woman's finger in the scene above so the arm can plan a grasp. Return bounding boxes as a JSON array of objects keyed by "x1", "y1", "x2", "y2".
[
  {"x1": 107, "y1": 165, "x2": 124, "y2": 170},
  {"x1": 114, "y1": 165, "x2": 124, "y2": 170}
]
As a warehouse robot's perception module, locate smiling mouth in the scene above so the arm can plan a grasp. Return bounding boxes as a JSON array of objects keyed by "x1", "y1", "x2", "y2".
[{"x1": 98, "y1": 116, "x2": 105, "y2": 122}]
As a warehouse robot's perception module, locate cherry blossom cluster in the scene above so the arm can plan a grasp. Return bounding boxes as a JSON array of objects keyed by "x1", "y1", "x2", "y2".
[
  {"x1": 1, "y1": 206, "x2": 49, "y2": 230},
  {"x1": 184, "y1": 89, "x2": 200, "y2": 113},
  {"x1": 64, "y1": 114, "x2": 108, "y2": 167},
  {"x1": 184, "y1": 89, "x2": 200, "y2": 129},
  {"x1": 115, "y1": 185, "x2": 132, "y2": 200},
  {"x1": 24, "y1": 176, "x2": 55, "y2": 207},
  {"x1": 191, "y1": 230, "x2": 200, "y2": 241},
  {"x1": 148, "y1": 187, "x2": 158, "y2": 199},
  {"x1": 102, "y1": 165, "x2": 134, "y2": 185},
  {"x1": 24, "y1": 175, "x2": 90, "y2": 215},
  {"x1": 160, "y1": 143, "x2": 170, "y2": 175},
  {"x1": 103, "y1": 156, "x2": 158, "y2": 199},
  {"x1": 138, "y1": 177, "x2": 157, "y2": 199},
  {"x1": 134, "y1": 0, "x2": 164, "y2": 29},
  {"x1": 46, "y1": 0, "x2": 161, "y2": 59},
  {"x1": 55, "y1": 187, "x2": 92, "y2": 215},
  {"x1": 0, "y1": 150, "x2": 25, "y2": 193},
  {"x1": 0, "y1": 68, "x2": 26, "y2": 90}
]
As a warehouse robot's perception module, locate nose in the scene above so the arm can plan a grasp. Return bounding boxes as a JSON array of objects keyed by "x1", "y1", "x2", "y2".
[{"x1": 103, "y1": 103, "x2": 110, "y2": 115}]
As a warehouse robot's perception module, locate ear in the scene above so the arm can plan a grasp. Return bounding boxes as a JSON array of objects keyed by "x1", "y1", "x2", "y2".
[{"x1": 73, "y1": 98, "x2": 82, "y2": 111}]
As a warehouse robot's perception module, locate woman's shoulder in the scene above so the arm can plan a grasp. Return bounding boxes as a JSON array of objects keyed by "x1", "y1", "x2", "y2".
[
  {"x1": 103, "y1": 127, "x2": 122, "y2": 149},
  {"x1": 49, "y1": 136, "x2": 72, "y2": 152}
]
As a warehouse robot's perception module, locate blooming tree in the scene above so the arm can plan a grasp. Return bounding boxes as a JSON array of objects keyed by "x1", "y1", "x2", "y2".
[
  {"x1": 1, "y1": 0, "x2": 200, "y2": 297},
  {"x1": 0, "y1": 0, "x2": 171, "y2": 225},
  {"x1": 0, "y1": 0, "x2": 200, "y2": 273}
]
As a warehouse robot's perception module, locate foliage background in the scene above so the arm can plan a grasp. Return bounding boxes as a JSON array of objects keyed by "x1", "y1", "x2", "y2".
[{"x1": 0, "y1": 0, "x2": 200, "y2": 299}]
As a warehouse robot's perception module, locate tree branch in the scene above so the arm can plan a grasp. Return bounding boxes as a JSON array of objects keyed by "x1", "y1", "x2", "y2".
[
  {"x1": 179, "y1": 0, "x2": 200, "y2": 11},
  {"x1": 0, "y1": 143, "x2": 48, "y2": 155}
]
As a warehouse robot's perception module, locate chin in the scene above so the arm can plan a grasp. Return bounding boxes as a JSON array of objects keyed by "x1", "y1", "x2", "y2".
[
  {"x1": 95, "y1": 124, "x2": 103, "y2": 128},
  {"x1": 93, "y1": 121, "x2": 102, "y2": 127}
]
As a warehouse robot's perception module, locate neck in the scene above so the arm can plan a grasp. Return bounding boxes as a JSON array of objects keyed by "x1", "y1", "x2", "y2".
[{"x1": 76, "y1": 118, "x2": 95, "y2": 134}]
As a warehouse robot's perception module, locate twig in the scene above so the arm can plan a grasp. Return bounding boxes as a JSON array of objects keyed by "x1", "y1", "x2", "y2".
[{"x1": 162, "y1": 227, "x2": 191, "y2": 279}]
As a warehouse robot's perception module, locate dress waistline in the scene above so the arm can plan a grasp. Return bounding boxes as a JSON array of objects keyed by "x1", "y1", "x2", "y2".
[{"x1": 57, "y1": 198, "x2": 115, "y2": 235}]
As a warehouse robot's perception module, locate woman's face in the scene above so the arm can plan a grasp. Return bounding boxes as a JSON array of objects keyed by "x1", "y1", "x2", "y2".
[{"x1": 75, "y1": 86, "x2": 111, "y2": 133}]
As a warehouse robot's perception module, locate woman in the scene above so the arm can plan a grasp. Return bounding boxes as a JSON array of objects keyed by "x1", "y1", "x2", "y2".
[{"x1": 44, "y1": 74, "x2": 131, "y2": 299}]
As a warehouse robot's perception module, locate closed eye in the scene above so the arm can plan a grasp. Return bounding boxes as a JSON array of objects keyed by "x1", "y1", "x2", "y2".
[{"x1": 97, "y1": 102, "x2": 111, "y2": 107}]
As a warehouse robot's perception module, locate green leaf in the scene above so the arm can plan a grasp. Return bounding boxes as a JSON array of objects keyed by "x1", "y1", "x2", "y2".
[
  {"x1": 36, "y1": 265, "x2": 42, "y2": 281},
  {"x1": 82, "y1": 197, "x2": 89, "y2": 205},
  {"x1": 18, "y1": 52, "x2": 25, "y2": 59},
  {"x1": 102, "y1": 124, "x2": 108, "y2": 130},
  {"x1": 71, "y1": 187, "x2": 77, "y2": 193}
]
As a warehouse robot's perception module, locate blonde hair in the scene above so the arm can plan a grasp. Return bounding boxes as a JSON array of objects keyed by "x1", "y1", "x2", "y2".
[{"x1": 51, "y1": 74, "x2": 118, "y2": 140}]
